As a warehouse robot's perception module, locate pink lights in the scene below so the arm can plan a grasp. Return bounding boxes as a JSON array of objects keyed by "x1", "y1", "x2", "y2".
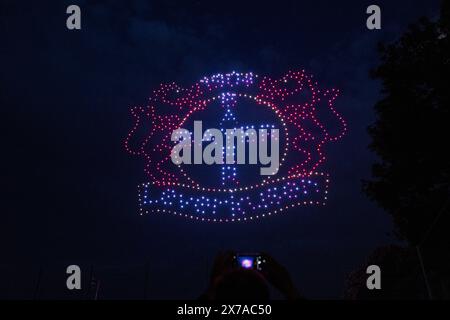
[{"x1": 124, "y1": 71, "x2": 346, "y2": 222}]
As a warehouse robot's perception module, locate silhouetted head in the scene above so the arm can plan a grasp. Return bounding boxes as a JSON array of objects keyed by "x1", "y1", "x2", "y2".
[{"x1": 211, "y1": 268, "x2": 270, "y2": 300}]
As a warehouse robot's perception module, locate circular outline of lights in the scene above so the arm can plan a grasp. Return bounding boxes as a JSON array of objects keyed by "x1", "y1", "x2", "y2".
[{"x1": 174, "y1": 93, "x2": 290, "y2": 189}]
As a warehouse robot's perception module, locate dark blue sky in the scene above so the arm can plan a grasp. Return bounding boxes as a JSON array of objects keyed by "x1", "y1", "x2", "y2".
[{"x1": 0, "y1": 0, "x2": 441, "y2": 298}]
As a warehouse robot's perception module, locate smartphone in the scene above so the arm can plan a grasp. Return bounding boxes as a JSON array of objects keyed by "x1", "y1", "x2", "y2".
[{"x1": 234, "y1": 253, "x2": 265, "y2": 271}]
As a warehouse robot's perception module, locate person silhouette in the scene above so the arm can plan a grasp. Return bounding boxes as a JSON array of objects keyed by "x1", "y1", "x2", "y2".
[{"x1": 201, "y1": 251, "x2": 302, "y2": 300}]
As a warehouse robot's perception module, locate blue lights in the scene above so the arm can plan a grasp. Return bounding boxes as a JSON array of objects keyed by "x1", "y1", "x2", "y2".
[{"x1": 139, "y1": 173, "x2": 328, "y2": 222}]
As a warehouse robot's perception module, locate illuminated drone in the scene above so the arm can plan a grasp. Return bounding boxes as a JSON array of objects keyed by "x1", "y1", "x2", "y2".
[{"x1": 125, "y1": 70, "x2": 347, "y2": 222}]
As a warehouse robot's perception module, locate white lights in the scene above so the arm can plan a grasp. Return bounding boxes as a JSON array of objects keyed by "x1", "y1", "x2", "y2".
[{"x1": 125, "y1": 70, "x2": 346, "y2": 222}]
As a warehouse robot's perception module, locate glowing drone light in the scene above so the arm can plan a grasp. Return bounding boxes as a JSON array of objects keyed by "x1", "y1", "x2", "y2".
[{"x1": 124, "y1": 70, "x2": 347, "y2": 222}]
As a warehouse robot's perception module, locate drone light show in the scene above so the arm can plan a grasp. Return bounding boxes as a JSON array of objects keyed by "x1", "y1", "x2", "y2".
[{"x1": 124, "y1": 70, "x2": 347, "y2": 222}]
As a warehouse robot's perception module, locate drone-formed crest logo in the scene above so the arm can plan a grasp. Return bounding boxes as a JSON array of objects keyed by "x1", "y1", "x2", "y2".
[{"x1": 125, "y1": 70, "x2": 347, "y2": 222}]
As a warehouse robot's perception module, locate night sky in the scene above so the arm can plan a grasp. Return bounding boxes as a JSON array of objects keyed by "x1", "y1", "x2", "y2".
[{"x1": 0, "y1": 0, "x2": 441, "y2": 299}]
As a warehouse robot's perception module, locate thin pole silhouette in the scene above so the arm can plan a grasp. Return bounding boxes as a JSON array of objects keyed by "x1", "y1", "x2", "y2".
[{"x1": 33, "y1": 267, "x2": 42, "y2": 300}]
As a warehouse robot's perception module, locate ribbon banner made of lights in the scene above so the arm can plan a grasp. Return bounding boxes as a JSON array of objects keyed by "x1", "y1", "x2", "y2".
[{"x1": 125, "y1": 70, "x2": 347, "y2": 222}]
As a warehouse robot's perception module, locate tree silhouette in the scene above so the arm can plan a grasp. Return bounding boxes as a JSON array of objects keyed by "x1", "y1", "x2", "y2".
[
  {"x1": 344, "y1": 245, "x2": 426, "y2": 299},
  {"x1": 364, "y1": 2, "x2": 450, "y2": 246}
]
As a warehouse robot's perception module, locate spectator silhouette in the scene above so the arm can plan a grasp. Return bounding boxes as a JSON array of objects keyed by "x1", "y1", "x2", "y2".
[{"x1": 201, "y1": 251, "x2": 302, "y2": 300}]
